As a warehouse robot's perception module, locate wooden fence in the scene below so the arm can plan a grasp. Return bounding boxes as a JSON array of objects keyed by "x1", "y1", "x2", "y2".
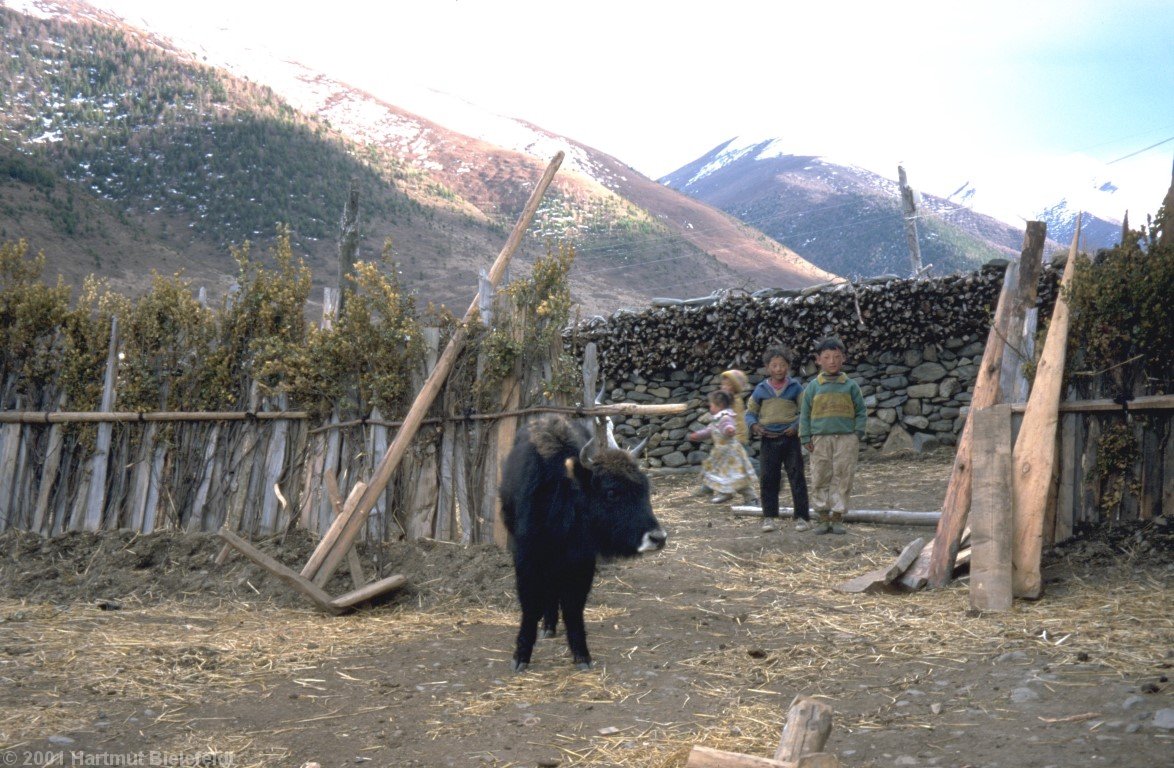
[{"x1": 0, "y1": 325, "x2": 521, "y2": 543}]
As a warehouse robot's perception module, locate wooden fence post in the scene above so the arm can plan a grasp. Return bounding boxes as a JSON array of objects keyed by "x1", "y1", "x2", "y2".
[
  {"x1": 77, "y1": 316, "x2": 119, "y2": 531},
  {"x1": 969, "y1": 404, "x2": 1013, "y2": 611},
  {"x1": 31, "y1": 393, "x2": 68, "y2": 535},
  {"x1": 921, "y1": 223, "x2": 1045, "y2": 587},
  {"x1": 1012, "y1": 218, "x2": 1082, "y2": 599}
]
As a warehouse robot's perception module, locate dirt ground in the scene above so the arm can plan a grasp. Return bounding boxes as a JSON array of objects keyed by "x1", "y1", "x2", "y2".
[{"x1": 1, "y1": 452, "x2": 1171, "y2": 768}]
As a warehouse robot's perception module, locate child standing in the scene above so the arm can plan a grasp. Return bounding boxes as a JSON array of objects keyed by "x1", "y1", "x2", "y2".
[
  {"x1": 746, "y1": 346, "x2": 810, "y2": 533},
  {"x1": 688, "y1": 390, "x2": 758, "y2": 504},
  {"x1": 799, "y1": 337, "x2": 867, "y2": 535}
]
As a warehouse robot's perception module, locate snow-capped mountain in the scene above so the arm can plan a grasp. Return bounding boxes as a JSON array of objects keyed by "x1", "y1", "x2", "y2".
[{"x1": 661, "y1": 136, "x2": 1145, "y2": 277}]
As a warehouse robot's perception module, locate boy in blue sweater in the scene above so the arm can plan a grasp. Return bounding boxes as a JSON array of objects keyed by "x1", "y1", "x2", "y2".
[
  {"x1": 799, "y1": 337, "x2": 867, "y2": 535},
  {"x1": 746, "y1": 346, "x2": 810, "y2": 533}
]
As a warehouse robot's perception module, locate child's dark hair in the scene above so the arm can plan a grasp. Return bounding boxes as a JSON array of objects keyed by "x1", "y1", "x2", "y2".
[
  {"x1": 762, "y1": 344, "x2": 792, "y2": 367},
  {"x1": 708, "y1": 390, "x2": 733, "y2": 409},
  {"x1": 814, "y1": 337, "x2": 846, "y2": 354}
]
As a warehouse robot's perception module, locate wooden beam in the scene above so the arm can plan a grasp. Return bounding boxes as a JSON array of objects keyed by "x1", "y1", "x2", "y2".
[
  {"x1": 330, "y1": 573, "x2": 408, "y2": 610},
  {"x1": 1008, "y1": 394, "x2": 1174, "y2": 413},
  {"x1": 969, "y1": 404, "x2": 1013, "y2": 611},
  {"x1": 304, "y1": 480, "x2": 368, "y2": 586},
  {"x1": 686, "y1": 747, "x2": 790, "y2": 768},
  {"x1": 1012, "y1": 219, "x2": 1082, "y2": 599},
  {"x1": 314, "y1": 153, "x2": 564, "y2": 580},
  {"x1": 731, "y1": 507, "x2": 938, "y2": 526},
  {"x1": 774, "y1": 696, "x2": 833, "y2": 763},
  {"x1": 835, "y1": 537, "x2": 925, "y2": 593},
  {"x1": 216, "y1": 528, "x2": 344, "y2": 615},
  {"x1": 923, "y1": 223, "x2": 1046, "y2": 587}
]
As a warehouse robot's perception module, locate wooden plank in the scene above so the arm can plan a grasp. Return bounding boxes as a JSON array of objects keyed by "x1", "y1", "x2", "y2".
[
  {"x1": 1139, "y1": 421, "x2": 1160, "y2": 519},
  {"x1": 257, "y1": 396, "x2": 290, "y2": 535},
  {"x1": 297, "y1": 422, "x2": 329, "y2": 529},
  {"x1": 925, "y1": 223, "x2": 1045, "y2": 587},
  {"x1": 835, "y1": 537, "x2": 924, "y2": 593},
  {"x1": 80, "y1": 316, "x2": 119, "y2": 531},
  {"x1": 774, "y1": 696, "x2": 834, "y2": 763},
  {"x1": 302, "y1": 479, "x2": 367, "y2": 582},
  {"x1": 1012, "y1": 220, "x2": 1081, "y2": 599},
  {"x1": 492, "y1": 360, "x2": 522, "y2": 547},
  {"x1": 1053, "y1": 413, "x2": 1077, "y2": 543},
  {"x1": 435, "y1": 404, "x2": 456, "y2": 541},
  {"x1": 1080, "y1": 417, "x2": 1101, "y2": 526},
  {"x1": 1162, "y1": 423, "x2": 1174, "y2": 522},
  {"x1": 330, "y1": 573, "x2": 408, "y2": 610},
  {"x1": 314, "y1": 153, "x2": 563, "y2": 580},
  {"x1": 216, "y1": 528, "x2": 343, "y2": 615},
  {"x1": 140, "y1": 435, "x2": 167, "y2": 533},
  {"x1": 0, "y1": 422, "x2": 21, "y2": 532},
  {"x1": 969, "y1": 404, "x2": 1013, "y2": 611},
  {"x1": 187, "y1": 424, "x2": 220, "y2": 532},
  {"x1": 215, "y1": 384, "x2": 262, "y2": 564},
  {"x1": 731, "y1": 507, "x2": 938, "y2": 526},
  {"x1": 31, "y1": 414, "x2": 66, "y2": 535},
  {"x1": 1008, "y1": 394, "x2": 1174, "y2": 413},
  {"x1": 686, "y1": 747, "x2": 791, "y2": 767}
]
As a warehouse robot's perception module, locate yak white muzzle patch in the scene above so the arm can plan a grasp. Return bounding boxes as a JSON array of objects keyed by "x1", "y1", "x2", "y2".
[{"x1": 638, "y1": 528, "x2": 668, "y2": 553}]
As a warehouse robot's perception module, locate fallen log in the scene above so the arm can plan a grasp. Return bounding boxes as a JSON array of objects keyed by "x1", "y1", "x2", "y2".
[{"x1": 731, "y1": 506, "x2": 938, "y2": 526}]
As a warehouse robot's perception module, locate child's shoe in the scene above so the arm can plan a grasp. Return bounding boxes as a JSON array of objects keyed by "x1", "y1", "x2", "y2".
[
  {"x1": 794, "y1": 518, "x2": 812, "y2": 532},
  {"x1": 760, "y1": 517, "x2": 778, "y2": 532},
  {"x1": 710, "y1": 492, "x2": 735, "y2": 504},
  {"x1": 813, "y1": 515, "x2": 833, "y2": 535},
  {"x1": 830, "y1": 514, "x2": 847, "y2": 535}
]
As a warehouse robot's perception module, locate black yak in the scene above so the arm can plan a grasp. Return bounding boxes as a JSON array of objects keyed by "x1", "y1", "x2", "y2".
[{"x1": 498, "y1": 415, "x2": 666, "y2": 672}]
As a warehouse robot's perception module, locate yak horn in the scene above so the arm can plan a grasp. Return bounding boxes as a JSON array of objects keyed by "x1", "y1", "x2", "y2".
[
  {"x1": 579, "y1": 437, "x2": 596, "y2": 468},
  {"x1": 627, "y1": 435, "x2": 649, "y2": 457},
  {"x1": 605, "y1": 417, "x2": 621, "y2": 449}
]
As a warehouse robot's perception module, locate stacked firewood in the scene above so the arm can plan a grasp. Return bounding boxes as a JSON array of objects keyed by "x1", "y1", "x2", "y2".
[{"x1": 570, "y1": 261, "x2": 1060, "y2": 383}]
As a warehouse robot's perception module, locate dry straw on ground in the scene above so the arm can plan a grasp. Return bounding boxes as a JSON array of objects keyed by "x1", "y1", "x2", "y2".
[{"x1": 1, "y1": 469, "x2": 1170, "y2": 767}]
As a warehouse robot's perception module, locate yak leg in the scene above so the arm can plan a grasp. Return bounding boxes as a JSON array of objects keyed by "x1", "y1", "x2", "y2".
[
  {"x1": 512, "y1": 560, "x2": 554, "y2": 672},
  {"x1": 560, "y1": 563, "x2": 596, "y2": 670}
]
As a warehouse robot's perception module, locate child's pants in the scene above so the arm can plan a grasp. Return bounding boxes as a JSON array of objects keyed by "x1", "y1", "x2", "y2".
[
  {"x1": 809, "y1": 434, "x2": 859, "y2": 519},
  {"x1": 758, "y1": 434, "x2": 809, "y2": 521}
]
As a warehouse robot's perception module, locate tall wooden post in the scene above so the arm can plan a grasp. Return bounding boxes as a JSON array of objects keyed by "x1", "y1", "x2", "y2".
[
  {"x1": 337, "y1": 185, "x2": 359, "y2": 317},
  {"x1": 898, "y1": 165, "x2": 922, "y2": 277},
  {"x1": 969, "y1": 404, "x2": 1013, "y2": 611},
  {"x1": 1011, "y1": 217, "x2": 1082, "y2": 599},
  {"x1": 922, "y1": 224, "x2": 1045, "y2": 587},
  {"x1": 311, "y1": 153, "x2": 563, "y2": 582}
]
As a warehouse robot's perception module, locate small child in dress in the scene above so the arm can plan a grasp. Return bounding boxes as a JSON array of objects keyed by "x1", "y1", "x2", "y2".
[{"x1": 689, "y1": 390, "x2": 758, "y2": 504}]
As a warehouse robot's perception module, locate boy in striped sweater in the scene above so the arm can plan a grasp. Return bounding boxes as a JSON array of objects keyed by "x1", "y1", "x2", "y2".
[{"x1": 799, "y1": 338, "x2": 867, "y2": 535}]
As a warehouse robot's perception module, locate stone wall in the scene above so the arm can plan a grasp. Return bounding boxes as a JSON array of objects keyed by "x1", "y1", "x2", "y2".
[{"x1": 573, "y1": 260, "x2": 1060, "y2": 467}]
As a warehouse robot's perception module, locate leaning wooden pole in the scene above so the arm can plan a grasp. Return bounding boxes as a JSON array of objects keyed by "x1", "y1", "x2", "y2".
[
  {"x1": 1011, "y1": 216, "x2": 1082, "y2": 599},
  {"x1": 310, "y1": 152, "x2": 564, "y2": 581},
  {"x1": 922, "y1": 222, "x2": 1047, "y2": 587}
]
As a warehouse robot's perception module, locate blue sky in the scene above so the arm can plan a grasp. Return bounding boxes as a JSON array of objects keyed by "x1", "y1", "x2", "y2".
[{"x1": 59, "y1": 0, "x2": 1174, "y2": 221}]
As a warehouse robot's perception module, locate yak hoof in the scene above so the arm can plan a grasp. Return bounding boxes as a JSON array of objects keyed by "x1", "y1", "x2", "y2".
[
  {"x1": 541, "y1": 628, "x2": 557, "y2": 639},
  {"x1": 510, "y1": 659, "x2": 529, "y2": 673},
  {"x1": 575, "y1": 659, "x2": 593, "y2": 671}
]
